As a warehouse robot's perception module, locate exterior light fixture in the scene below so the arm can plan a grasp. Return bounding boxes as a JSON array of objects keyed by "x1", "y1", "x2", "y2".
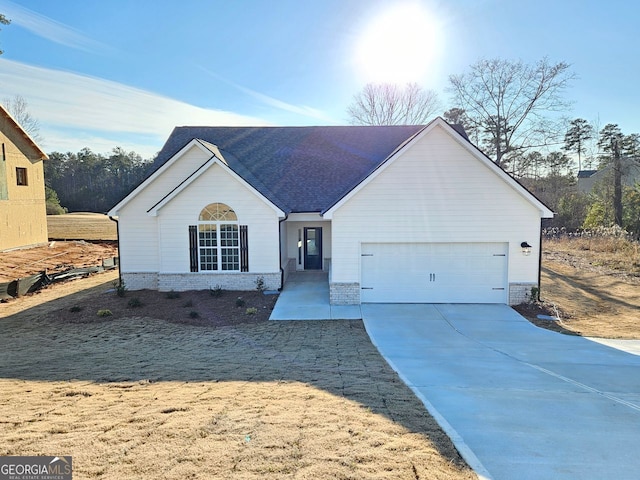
[{"x1": 521, "y1": 242, "x2": 532, "y2": 256}]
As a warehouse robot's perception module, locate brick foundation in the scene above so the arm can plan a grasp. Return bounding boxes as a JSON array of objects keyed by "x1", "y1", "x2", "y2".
[
  {"x1": 122, "y1": 272, "x2": 280, "y2": 292},
  {"x1": 330, "y1": 282, "x2": 360, "y2": 305},
  {"x1": 122, "y1": 272, "x2": 158, "y2": 290},
  {"x1": 509, "y1": 282, "x2": 538, "y2": 305}
]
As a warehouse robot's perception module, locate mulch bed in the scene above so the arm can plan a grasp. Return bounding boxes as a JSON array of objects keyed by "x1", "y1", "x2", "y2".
[
  {"x1": 51, "y1": 287, "x2": 278, "y2": 326},
  {"x1": 513, "y1": 301, "x2": 580, "y2": 336}
]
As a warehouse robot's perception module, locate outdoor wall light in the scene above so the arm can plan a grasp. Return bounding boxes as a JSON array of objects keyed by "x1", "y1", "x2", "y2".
[{"x1": 521, "y1": 242, "x2": 532, "y2": 256}]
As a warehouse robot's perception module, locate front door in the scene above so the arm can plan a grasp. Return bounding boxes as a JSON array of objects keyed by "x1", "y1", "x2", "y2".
[{"x1": 304, "y1": 227, "x2": 322, "y2": 270}]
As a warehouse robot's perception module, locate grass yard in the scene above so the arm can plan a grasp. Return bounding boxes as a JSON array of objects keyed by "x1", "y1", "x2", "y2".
[
  {"x1": 47, "y1": 213, "x2": 117, "y2": 241},
  {"x1": 0, "y1": 273, "x2": 474, "y2": 480}
]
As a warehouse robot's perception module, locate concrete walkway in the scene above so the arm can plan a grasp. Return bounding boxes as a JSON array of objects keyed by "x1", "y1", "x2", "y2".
[
  {"x1": 363, "y1": 304, "x2": 640, "y2": 480},
  {"x1": 269, "y1": 271, "x2": 361, "y2": 320}
]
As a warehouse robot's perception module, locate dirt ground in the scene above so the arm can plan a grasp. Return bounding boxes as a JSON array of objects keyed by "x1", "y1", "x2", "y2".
[
  {"x1": 517, "y1": 238, "x2": 640, "y2": 339},
  {"x1": 0, "y1": 272, "x2": 474, "y2": 480},
  {"x1": 0, "y1": 240, "x2": 118, "y2": 281}
]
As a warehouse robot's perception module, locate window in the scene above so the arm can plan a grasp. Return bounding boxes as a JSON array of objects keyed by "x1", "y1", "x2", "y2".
[
  {"x1": 16, "y1": 167, "x2": 28, "y2": 186},
  {"x1": 197, "y1": 203, "x2": 239, "y2": 271}
]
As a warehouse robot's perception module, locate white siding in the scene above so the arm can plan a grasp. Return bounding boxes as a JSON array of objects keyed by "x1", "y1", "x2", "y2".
[
  {"x1": 284, "y1": 221, "x2": 332, "y2": 270},
  {"x1": 158, "y1": 163, "x2": 280, "y2": 273},
  {"x1": 117, "y1": 145, "x2": 212, "y2": 273},
  {"x1": 331, "y1": 124, "x2": 543, "y2": 287},
  {"x1": 117, "y1": 145, "x2": 280, "y2": 276}
]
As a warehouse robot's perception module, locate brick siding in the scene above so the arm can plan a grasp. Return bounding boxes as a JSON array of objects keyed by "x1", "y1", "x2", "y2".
[
  {"x1": 330, "y1": 282, "x2": 360, "y2": 305},
  {"x1": 509, "y1": 282, "x2": 538, "y2": 305},
  {"x1": 122, "y1": 272, "x2": 280, "y2": 292}
]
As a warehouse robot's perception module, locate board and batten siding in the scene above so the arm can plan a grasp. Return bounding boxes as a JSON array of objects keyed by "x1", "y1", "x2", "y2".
[
  {"x1": 330, "y1": 124, "x2": 543, "y2": 288},
  {"x1": 157, "y1": 163, "x2": 280, "y2": 273}
]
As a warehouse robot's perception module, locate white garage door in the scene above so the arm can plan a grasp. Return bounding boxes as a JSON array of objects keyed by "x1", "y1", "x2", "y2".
[{"x1": 361, "y1": 243, "x2": 508, "y2": 303}]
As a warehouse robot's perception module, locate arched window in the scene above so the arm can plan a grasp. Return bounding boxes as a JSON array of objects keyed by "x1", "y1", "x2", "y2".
[{"x1": 197, "y1": 203, "x2": 239, "y2": 271}]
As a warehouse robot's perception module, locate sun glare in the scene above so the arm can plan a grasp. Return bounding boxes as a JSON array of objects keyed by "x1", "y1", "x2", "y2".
[{"x1": 355, "y1": 4, "x2": 441, "y2": 84}]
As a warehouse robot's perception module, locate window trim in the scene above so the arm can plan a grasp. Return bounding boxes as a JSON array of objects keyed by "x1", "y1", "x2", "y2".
[
  {"x1": 196, "y1": 203, "x2": 240, "y2": 272},
  {"x1": 16, "y1": 167, "x2": 28, "y2": 186}
]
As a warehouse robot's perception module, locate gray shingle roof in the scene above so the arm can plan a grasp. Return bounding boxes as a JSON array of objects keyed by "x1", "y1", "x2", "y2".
[
  {"x1": 151, "y1": 125, "x2": 426, "y2": 213},
  {"x1": 577, "y1": 170, "x2": 598, "y2": 178}
]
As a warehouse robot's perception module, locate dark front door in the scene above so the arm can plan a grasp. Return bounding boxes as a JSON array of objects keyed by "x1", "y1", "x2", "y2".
[{"x1": 304, "y1": 227, "x2": 322, "y2": 270}]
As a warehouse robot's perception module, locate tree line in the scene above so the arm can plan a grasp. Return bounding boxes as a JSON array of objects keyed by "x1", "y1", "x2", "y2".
[{"x1": 44, "y1": 147, "x2": 153, "y2": 213}]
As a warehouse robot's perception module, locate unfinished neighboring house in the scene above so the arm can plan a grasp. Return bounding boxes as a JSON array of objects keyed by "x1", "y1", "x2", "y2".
[
  {"x1": 109, "y1": 118, "x2": 554, "y2": 305},
  {"x1": 0, "y1": 104, "x2": 49, "y2": 251}
]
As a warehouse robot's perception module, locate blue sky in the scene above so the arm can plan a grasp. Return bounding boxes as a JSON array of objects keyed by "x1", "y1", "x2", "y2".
[{"x1": 0, "y1": 0, "x2": 638, "y2": 159}]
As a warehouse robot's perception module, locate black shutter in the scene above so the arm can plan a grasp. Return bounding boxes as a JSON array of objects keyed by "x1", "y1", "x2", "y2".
[
  {"x1": 189, "y1": 225, "x2": 199, "y2": 272},
  {"x1": 240, "y1": 225, "x2": 249, "y2": 272}
]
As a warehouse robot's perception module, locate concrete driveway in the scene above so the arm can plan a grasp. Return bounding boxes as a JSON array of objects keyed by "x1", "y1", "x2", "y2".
[{"x1": 362, "y1": 304, "x2": 640, "y2": 480}]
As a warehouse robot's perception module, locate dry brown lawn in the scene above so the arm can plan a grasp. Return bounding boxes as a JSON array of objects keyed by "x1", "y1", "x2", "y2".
[
  {"x1": 47, "y1": 213, "x2": 117, "y2": 241},
  {"x1": 523, "y1": 236, "x2": 640, "y2": 339},
  {"x1": 0, "y1": 273, "x2": 474, "y2": 480}
]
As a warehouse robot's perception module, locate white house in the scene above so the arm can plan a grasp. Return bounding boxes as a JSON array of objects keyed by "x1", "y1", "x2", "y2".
[
  {"x1": 108, "y1": 118, "x2": 554, "y2": 305},
  {"x1": 577, "y1": 159, "x2": 640, "y2": 194}
]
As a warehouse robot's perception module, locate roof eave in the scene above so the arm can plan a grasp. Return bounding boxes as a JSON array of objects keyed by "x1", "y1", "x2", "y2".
[{"x1": 0, "y1": 104, "x2": 48, "y2": 160}]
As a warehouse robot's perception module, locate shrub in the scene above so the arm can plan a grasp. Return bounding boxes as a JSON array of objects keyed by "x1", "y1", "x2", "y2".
[
  {"x1": 182, "y1": 300, "x2": 193, "y2": 308},
  {"x1": 255, "y1": 276, "x2": 266, "y2": 292},
  {"x1": 246, "y1": 307, "x2": 258, "y2": 315},
  {"x1": 127, "y1": 297, "x2": 143, "y2": 308},
  {"x1": 69, "y1": 305, "x2": 82, "y2": 313},
  {"x1": 166, "y1": 290, "x2": 181, "y2": 299},
  {"x1": 235, "y1": 297, "x2": 246, "y2": 308},
  {"x1": 209, "y1": 285, "x2": 223, "y2": 297},
  {"x1": 189, "y1": 311, "x2": 199, "y2": 319},
  {"x1": 113, "y1": 280, "x2": 127, "y2": 297},
  {"x1": 529, "y1": 286, "x2": 540, "y2": 303},
  {"x1": 97, "y1": 309, "x2": 112, "y2": 317}
]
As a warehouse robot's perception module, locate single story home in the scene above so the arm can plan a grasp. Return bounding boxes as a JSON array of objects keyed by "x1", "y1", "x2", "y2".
[{"x1": 108, "y1": 117, "x2": 553, "y2": 305}]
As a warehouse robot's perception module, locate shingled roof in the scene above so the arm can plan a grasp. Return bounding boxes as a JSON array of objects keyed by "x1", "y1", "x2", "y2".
[{"x1": 151, "y1": 125, "x2": 427, "y2": 213}]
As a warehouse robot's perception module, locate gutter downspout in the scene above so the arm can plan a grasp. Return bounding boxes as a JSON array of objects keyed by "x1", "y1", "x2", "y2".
[
  {"x1": 278, "y1": 213, "x2": 289, "y2": 291},
  {"x1": 109, "y1": 215, "x2": 123, "y2": 287},
  {"x1": 537, "y1": 219, "x2": 543, "y2": 302}
]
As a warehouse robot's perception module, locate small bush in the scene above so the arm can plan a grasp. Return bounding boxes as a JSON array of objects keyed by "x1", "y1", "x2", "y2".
[
  {"x1": 235, "y1": 297, "x2": 246, "y2": 308},
  {"x1": 127, "y1": 297, "x2": 143, "y2": 308},
  {"x1": 246, "y1": 307, "x2": 258, "y2": 315},
  {"x1": 209, "y1": 285, "x2": 223, "y2": 297},
  {"x1": 166, "y1": 290, "x2": 181, "y2": 299},
  {"x1": 182, "y1": 300, "x2": 193, "y2": 308},
  {"x1": 113, "y1": 280, "x2": 127, "y2": 297},
  {"x1": 255, "y1": 276, "x2": 266, "y2": 292},
  {"x1": 69, "y1": 305, "x2": 82, "y2": 313},
  {"x1": 97, "y1": 309, "x2": 112, "y2": 317},
  {"x1": 529, "y1": 286, "x2": 540, "y2": 303},
  {"x1": 189, "y1": 311, "x2": 199, "y2": 319}
]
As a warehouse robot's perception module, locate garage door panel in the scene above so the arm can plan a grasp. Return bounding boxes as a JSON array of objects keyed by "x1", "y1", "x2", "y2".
[{"x1": 361, "y1": 243, "x2": 507, "y2": 303}]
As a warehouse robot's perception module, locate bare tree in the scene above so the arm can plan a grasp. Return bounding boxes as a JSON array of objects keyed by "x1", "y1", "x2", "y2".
[
  {"x1": 3, "y1": 95, "x2": 43, "y2": 144},
  {"x1": 347, "y1": 83, "x2": 440, "y2": 126},
  {"x1": 448, "y1": 57, "x2": 575, "y2": 167},
  {"x1": 443, "y1": 107, "x2": 479, "y2": 143}
]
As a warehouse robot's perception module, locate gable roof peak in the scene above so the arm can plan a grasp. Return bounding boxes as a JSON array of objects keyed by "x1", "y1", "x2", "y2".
[{"x1": 0, "y1": 103, "x2": 48, "y2": 160}]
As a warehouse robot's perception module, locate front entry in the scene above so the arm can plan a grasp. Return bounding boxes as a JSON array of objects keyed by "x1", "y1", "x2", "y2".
[{"x1": 304, "y1": 227, "x2": 323, "y2": 270}]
